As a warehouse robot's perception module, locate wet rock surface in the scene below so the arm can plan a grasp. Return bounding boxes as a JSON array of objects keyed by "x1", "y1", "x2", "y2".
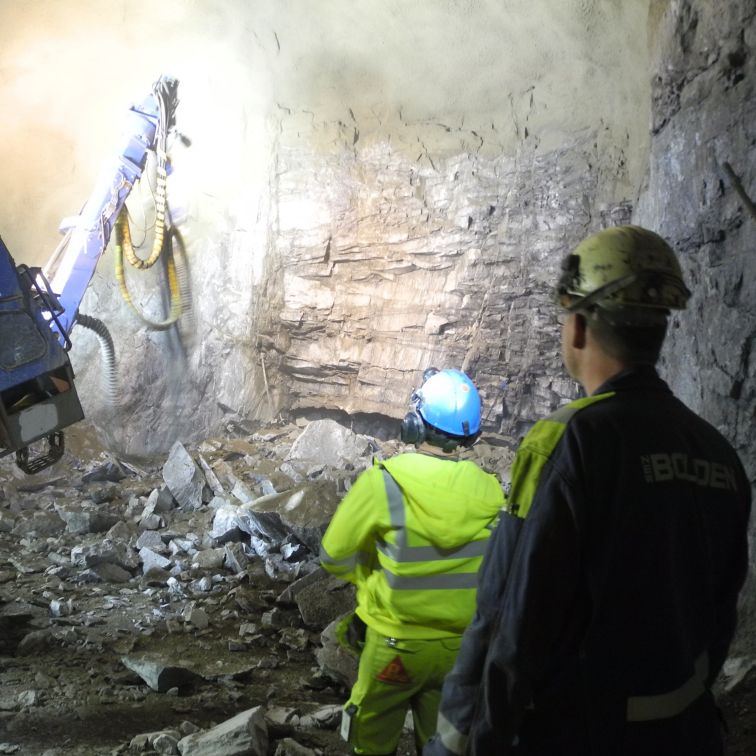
[{"x1": 0, "y1": 419, "x2": 752, "y2": 755}]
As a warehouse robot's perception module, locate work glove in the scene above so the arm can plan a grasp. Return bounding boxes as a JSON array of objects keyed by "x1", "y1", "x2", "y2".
[{"x1": 335, "y1": 611, "x2": 367, "y2": 655}]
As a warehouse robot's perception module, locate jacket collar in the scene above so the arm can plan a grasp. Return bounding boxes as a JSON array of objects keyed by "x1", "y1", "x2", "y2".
[{"x1": 592, "y1": 364, "x2": 672, "y2": 396}]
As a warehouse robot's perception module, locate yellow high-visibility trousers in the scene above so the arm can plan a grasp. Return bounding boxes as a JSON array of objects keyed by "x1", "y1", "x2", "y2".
[{"x1": 342, "y1": 627, "x2": 463, "y2": 755}]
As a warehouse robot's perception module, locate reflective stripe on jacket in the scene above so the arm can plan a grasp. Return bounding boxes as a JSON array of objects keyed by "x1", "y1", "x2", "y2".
[{"x1": 320, "y1": 452, "x2": 504, "y2": 639}]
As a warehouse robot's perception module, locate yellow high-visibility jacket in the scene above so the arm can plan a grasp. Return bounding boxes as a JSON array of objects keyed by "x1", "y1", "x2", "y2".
[{"x1": 320, "y1": 452, "x2": 504, "y2": 639}]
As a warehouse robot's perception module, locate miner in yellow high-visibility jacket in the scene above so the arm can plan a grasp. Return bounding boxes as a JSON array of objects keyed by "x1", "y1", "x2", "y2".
[{"x1": 320, "y1": 368, "x2": 504, "y2": 756}]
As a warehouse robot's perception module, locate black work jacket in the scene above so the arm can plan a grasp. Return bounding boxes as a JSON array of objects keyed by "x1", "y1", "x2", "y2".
[{"x1": 427, "y1": 366, "x2": 751, "y2": 756}]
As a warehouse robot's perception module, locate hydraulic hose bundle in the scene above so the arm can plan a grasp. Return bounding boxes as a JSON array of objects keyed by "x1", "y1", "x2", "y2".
[
  {"x1": 113, "y1": 77, "x2": 191, "y2": 331},
  {"x1": 114, "y1": 210, "x2": 185, "y2": 330}
]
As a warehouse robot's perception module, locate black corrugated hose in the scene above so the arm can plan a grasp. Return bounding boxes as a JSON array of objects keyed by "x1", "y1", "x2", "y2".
[{"x1": 76, "y1": 313, "x2": 119, "y2": 407}]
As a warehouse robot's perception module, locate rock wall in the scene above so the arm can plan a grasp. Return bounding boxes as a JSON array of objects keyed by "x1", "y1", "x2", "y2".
[
  {"x1": 636, "y1": 0, "x2": 756, "y2": 651},
  {"x1": 76, "y1": 127, "x2": 628, "y2": 455},
  {"x1": 0, "y1": 0, "x2": 652, "y2": 455},
  {"x1": 258, "y1": 127, "x2": 628, "y2": 443}
]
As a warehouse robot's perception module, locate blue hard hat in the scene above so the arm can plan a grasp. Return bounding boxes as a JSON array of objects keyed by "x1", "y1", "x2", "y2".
[{"x1": 412, "y1": 369, "x2": 482, "y2": 437}]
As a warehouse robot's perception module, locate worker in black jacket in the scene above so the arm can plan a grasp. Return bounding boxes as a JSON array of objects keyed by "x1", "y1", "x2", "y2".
[{"x1": 425, "y1": 225, "x2": 752, "y2": 756}]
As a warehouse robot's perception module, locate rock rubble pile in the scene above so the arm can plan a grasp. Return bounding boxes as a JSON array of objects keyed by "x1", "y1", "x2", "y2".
[
  {"x1": 1, "y1": 417, "x2": 752, "y2": 754},
  {"x1": 0, "y1": 419, "x2": 509, "y2": 755}
]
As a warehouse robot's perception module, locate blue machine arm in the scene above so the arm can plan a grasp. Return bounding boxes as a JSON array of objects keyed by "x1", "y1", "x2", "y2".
[
  {"x1": 47, "y1": 76, "x2": 179, "y2": 339},
  {"x1": 0, "y1": 76, "x2": 179, "y2": 473}
]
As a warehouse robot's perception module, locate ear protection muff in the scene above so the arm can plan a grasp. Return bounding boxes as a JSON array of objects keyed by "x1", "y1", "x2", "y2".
[
  {"x1": 422, "y1": 367, "x2": 440, "y2": 383},
  {"x1": 400, "y1": 410, "x2": 426, "y2": 446},
  {"x1": 401, "y1": 372, "x2": 438, "y2": 447}
]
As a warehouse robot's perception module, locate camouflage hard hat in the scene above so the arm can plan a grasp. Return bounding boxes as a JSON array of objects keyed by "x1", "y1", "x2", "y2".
[{"x1": 556, "y1": 225, "x2": 690, "y2": 325}]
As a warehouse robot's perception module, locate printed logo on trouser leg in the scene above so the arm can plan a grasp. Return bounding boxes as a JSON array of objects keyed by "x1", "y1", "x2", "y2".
[{"x1": 376, "y1": 654, "x2": 413, "y2": 685}]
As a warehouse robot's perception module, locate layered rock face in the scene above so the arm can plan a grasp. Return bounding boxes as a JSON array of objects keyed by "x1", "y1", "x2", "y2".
[
  {"x1": 259, "y1": 131, "x2": 628, "y2": 443},
  {"x1": 71, "y1": 128, "x2": 627, "y2": 454}
]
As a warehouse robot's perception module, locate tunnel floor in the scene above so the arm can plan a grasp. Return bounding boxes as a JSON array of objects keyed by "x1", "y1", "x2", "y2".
[{"x1": 0, "y1": 422, "x2": 753, "y2": 755}]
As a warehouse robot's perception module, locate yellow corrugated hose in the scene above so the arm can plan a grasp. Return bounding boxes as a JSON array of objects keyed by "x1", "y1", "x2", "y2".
[
  {"x1": 113, "y1": 77, "x2": 189, "y2": 330},
  {"x1": 114, "y1": 208, "x2": 182, "y2": 330},
  {"x1": 118, "y1": 164, "x2": 167, "y2": 271}
]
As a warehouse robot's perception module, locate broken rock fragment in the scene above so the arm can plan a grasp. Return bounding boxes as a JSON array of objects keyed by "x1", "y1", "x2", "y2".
[
  {"x1": 71, "y1": 539, "x2": 138, "y2": 572},
  {"x1": 198, "y1": 455, "x2": 224, "y2": 496},
  {"x1": 136, "y1": 530, "x2": 168, "y2": 554},
  {"x1": 210, "y1": 505, "x2": 245, "y2": 544},
  {"x1": 129, "y1": 729, "x2": 182, "y2": 753},
  {"x1": 286, "y1": 419, "x2": 375, "y2": 469},
  {"x1": 316, "y1": 615, "x2": 359, "y2": 689},
  {"x1": 163, "y1": 442, "x2": 207, "y2": 511},
  {"x1": 55, "y1": 505, "x2": 119, "y2": 535},
  {"x1": 88, "y1": 562, "x2": 132, "y2": 583},
  {"x1": 274, "y1": 738, "x2": 318, "y2": 756},
  {"x1": 192, "y1": 546, "x2": 226, "y2": 570},
  {"x1": 81, "y1": 459, "x2": 129, "y2": 483},
  {"x1": 292, "y1": 571, "x2": 356, "y2": 628},
  {"x1": 121, "y1": 654, "x2": 203, "y2": 693},
  {"x1": 182, "y1": 603, "x2": 209, "y2": 630},
  {"x1": 177, "y1": 706, "x2": 268, "y2": 755},
  {"x1": 139, "y1": 547, "x2": 172, "y2": 574},
  {"x1": 223, "y1": 542, "x2": 249, "y2": 574}
]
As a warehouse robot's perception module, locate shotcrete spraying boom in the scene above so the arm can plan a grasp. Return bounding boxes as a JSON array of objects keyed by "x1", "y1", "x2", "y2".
[{"x1": 0, "y1": 76, "x2": 180, "y2": 473}]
